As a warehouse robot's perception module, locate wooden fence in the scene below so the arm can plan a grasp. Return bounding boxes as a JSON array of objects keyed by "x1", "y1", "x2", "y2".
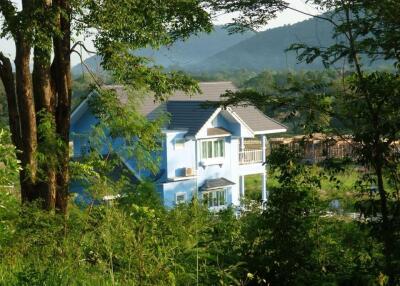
[{"x1": 268, "y1": 134, "x2": 355, "y2": 163}]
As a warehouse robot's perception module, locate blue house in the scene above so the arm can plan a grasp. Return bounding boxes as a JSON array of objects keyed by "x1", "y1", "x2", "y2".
[{"x1": 70, "y1": 82, "x2": 286, "y2": 210}]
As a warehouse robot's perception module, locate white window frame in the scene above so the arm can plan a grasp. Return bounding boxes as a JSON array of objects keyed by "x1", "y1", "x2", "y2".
[
  {"x1": 202, "y1": 188, "x2": 227, "y2": 208},
  {"x1": 174, "y1": 138, "x2": 185, "y2": 150},
  {"x1": 200, "y1": 138, "x2": 225, "y2": 161},
  {"x1": 175, "y1": 192, "x2": 187, "y2": 204}
]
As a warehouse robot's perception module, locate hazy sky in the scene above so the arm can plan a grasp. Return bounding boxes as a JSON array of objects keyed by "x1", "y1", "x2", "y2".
[{"x1": 0, "y1": 0, "x2": 319, "y2": 66}]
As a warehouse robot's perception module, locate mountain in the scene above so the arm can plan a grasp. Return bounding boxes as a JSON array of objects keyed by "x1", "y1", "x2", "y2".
[
  {"x1": 73, "y1": 17, "x2": 393, "y2": 76},
  {"x1": 186, "y1": 17, "x2": 335, "y2": 72},
  {"x1": 71, "y1": 26, "x2": 255, "y2": 76}
]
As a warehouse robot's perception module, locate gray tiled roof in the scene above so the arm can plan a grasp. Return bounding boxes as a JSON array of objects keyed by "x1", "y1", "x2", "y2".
[
  {"x1": 166, "y1": 101, "x2": 218, "y2": 136},
  {"x1": 107, "y1": 81, "x2": 286, "y2": 135},
  {"x1": 232, "y1": 106, "x2": 286, "y2": 133},
  {"x1": 200, "y1": 177, "x2": 235, "y2": 190}
]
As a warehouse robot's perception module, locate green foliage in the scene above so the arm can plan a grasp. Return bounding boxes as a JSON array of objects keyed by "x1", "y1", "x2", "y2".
[
  {"x1": 190, "y1": 69, "x2": 258, "y2": 87},
  {"x1": 220, "y1": 70, "x2": 338, "y2": 134},
  {"x1": 0, "y1": 145, "x2": 387, "y2": 285},
  {"x1": 86, "y1": 87, "x2": 166, "y2": 175},
  {"x1": 0, "y1": 83, "x2": 7, "y2": 128},
  {"x1": 0, "y1": 129, "x2": 20, "y2": 187},
  {"x1": 72, "y1": 0, "x2": 213, "y2": 101},
  {"x1": 0, "y1": 184, "x2": 243, "y2": 285},
  {"x1": 71, "y1": 73, "x2": 108, "y2": 111},
  {"x1": 238, "y1": 147, "x2": 384, "y2": 285},
  {"x1": 207, "y1": 1, "x2": 400, "y2": 282}
]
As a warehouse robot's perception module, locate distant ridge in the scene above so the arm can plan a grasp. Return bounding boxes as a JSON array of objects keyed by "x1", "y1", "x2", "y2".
[
  {"x1": 71, "y1": 26, "x2": 254, "y2": 76},
  {"x1": 185, "y1": 17, "x2": 335, "y2": 72},
  {"x1": 72, "y1": 18, "x2": 393, "y2": 76}
]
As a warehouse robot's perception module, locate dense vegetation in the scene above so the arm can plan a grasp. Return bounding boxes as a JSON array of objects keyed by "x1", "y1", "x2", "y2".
[{"x1": 0, "y1": 139, "x2": 387, "y2": 285}]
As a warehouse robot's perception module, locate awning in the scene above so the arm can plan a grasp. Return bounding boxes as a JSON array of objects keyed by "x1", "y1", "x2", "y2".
[
  {"x1": 200, "y1": 177, "x2": 235, "y2": 190},
  {"x1": 207, "y1": 127, "x2": 231, "y2": 137}
]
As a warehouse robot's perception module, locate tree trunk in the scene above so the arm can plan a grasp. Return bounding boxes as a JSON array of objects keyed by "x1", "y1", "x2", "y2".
[
  {"x1": 0, "y1": 0, "x2": 72, "y2": 213},
  {"x1": 33, "y1": 44, "x2": 57, "y2": 210},
  {"x1": 53, "y1": 0, "x2": 72, "y2": 213},
  {"x1": 0, "y1": 53, "x2": 22, "y2": 154},
  {"x1": 375, "y1": 161, "x2": 395, "y2": 285},
  {"x1": 14, "y1": 36, "x2": 39, "y2": 202}
]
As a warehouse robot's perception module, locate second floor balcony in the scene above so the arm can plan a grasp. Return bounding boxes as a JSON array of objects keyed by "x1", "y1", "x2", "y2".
[
  {"x1": 239, "y1": 149, "x2": 263, "y2": 164},
  {"x1": 239, "y1": 137, "x2": 266, "y2": 165}
]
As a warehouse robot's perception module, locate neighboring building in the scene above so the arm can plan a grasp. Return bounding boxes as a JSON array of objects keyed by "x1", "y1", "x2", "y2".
[
  {"x1": 70, "y1": 82, "x2": 287, "y2": 210},
  {"x1": 269, "y1": 134, "x2": 355, "y2": 164}
]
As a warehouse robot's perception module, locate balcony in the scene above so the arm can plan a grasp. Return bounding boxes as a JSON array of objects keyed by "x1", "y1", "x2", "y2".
[{"x1": 239, "y1": 149, "x2": 263, "y2": 165}]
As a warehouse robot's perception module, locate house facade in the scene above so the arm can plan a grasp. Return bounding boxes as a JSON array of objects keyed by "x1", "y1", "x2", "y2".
[{"x1": 70, "y1": 82, "x2": 286, "y2": 209}]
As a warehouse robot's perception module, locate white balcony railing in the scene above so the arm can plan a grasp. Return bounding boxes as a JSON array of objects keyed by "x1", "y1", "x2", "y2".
[{"x1": 239, "y1": 149, "x2": 263, "y2": 165}]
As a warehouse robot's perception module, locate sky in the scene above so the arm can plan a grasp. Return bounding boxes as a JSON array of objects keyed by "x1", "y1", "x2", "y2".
[{"x1": 0, "y1": 0, "x2": 319, "y2": 66}]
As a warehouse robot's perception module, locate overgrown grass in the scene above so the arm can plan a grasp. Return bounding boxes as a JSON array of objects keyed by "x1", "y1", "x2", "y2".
[{"x1": 244, "y1": 165, "x2": 361, "y2": 212}]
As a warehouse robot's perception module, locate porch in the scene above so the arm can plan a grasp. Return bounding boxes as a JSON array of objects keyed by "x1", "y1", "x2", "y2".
[{"x1": 239, "y1": 173, "x2": 268, "y2": 204}]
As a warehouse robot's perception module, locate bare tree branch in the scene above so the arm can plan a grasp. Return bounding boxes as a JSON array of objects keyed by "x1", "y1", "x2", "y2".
[
  {"x1": 71, "y1": 49, "x2": 103, "y2": 89},
  {"x1": 70, "y1": 41, "x2": 96, "y2": 55}
]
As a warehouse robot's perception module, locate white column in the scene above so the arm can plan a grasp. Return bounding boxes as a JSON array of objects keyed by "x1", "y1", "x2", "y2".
[
  {"x1": 261, "y1": 135, "x2": 266, "y2": 162},
  {"x1": 262, "y1": 171, "x2": 267, "y2": 202},
  {"x1": 261, "y1": 135, "x2": 267, "y2": 203},
  {"x1": 240, "y1": 175, "x2": 245, "y2": 199}
]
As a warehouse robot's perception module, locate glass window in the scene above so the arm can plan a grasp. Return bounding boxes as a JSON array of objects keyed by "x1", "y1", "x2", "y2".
[
  {"x1": 175, "y1": 192, "x2": 186, "y2": 204},
  {"x1": 201, "y1": 139, "x2": 224, "y2": 160},
  {"x1": 207, "y1": 141, "x2": 213, "y2": 158},
  {"x1": 202, "y1": 188, "x2": 226, "y2": 208}
]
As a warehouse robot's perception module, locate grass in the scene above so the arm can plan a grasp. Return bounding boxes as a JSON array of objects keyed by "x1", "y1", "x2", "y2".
[{"x1": 244, "y1": 165, "x2": 362, "y2": 212}]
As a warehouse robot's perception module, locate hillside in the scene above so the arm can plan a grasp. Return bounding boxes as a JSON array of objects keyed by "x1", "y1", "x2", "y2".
[
  {"x1": 71, "y1": 26, "x2": 254, "y2": 76},
  {"x1": 186, "y1": 17, "x2": 334, "y2": 72},
  {"x1": 72, "y1": 17, "x2": 393, "y2": 76}
]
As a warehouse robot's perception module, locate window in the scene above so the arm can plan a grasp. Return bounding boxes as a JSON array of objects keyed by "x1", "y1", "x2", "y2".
[
  {"x1": 201, "y1": 139, "x2": 224, "y2": 160},
  {"x1": 203, "y1": 188, "x2": 226, "y2": 208},
  {"x1": 175, "y1": 192, "x2": 187, "y2": 204},
  {"x1": 174, "y1": 138, "x2": 185, "y2": 150}
]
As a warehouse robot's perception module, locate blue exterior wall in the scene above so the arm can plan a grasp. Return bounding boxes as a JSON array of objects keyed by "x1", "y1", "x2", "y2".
[
  {"x1": 161, "y1": 179, "x2": 196, "y2": 208},
  {"x1": 71, "y1": 104, "x2": 267, "y2": 208},
  {"x1": 165, "y1": 131, "x2": 196, "y2": 179},
  {"x1": 70, "y1": 109, "x2": 99, "y2": 157},
  {"x1": 71, "y1": 106, "x2": 165, "y2": 179}
]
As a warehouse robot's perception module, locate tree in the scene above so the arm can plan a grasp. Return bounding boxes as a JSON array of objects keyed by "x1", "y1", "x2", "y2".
[
  {"x1": 243, "y1": 147, "x2": 321, "y2": 285},
  {"x1": 207, "y1": 0, "x2": 400, "y2": 283},
  {"x1": 0, "y1": 0, "x2": 212, "y2": 213}
]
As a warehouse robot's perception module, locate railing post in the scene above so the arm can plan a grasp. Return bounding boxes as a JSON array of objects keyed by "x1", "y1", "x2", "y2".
[
  {"x1": 240, "y1": 137, "x2": 245, "y2": 151},
  {"x1": 261, "y1": 135, "x2": 268, "y2": 205}
]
